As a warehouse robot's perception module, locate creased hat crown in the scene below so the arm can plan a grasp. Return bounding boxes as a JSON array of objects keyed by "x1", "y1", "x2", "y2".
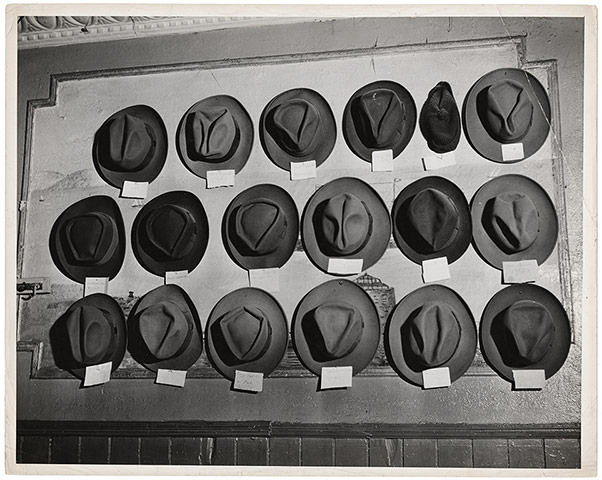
[
  {"x1": 219, "y1": 306, "x2": 272, "y2": 362},
  {"x1": 138, "y1": 301, "x2": 192, "y2": 361},
  {"x1": 144, "y1": 204, "x2": 198, "y2": 261},
  {"x1": 488, "y1": 192, "x2": 539, "y2": 253},
  {"x1": 268, "y1": 99, "x2": 321, "y2": 156},
  {"x1": 65, "y1": 305, "x2": 115, "y2": 366},
  {"x1": 62, "y1": 212, "x2": 119, "y2": 266},
  {"x1": 234, "y1": 199, "x2": 287, "y2": 257},
  {"x1": 314, "y1": 302, "x2": 364, "y2": 359},
  {"x1": 352, "y1": 89, "x2": 405, "y2": 149},
  {"x1": 101, "y1": 113, "x2": 156, "y2": 172},
  {"x1": 186, "y1": 106, "x2": 239, "y2": 163}
]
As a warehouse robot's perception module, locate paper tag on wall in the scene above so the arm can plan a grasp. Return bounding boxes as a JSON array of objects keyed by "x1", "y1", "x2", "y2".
[
  {"x1": 501, "y1": 143, "x2": 524, "y2": 162},
  {"x1": 513, "y1": 369, "x2": 546, "y2": 390},
  {"x1": 320, "y1": 366, "x2": 353, "y2": 389},
  {"x1": 422, "y1": 257, "x2": 450, "y2": 283},
  {"x1": 502, "y1": 260, "x2": 538, "y2": 284},
  {"x1": 206, "y1": 169, "x2": 235, "y2": 188},
  {"x1": 83, "y1": 361, "x2": 112, "y2": 387},
  {"x1": 371, "y1": 150, "x2": 394, "y2": 172},
  {"x1": 121, "y1": 181, "x2": 148, "y2": 199},
  {"x1": 248, "y1": 268, "x2": 280, "y2": 292},
  {"x1": 165, "y1": 270, "x2": 189, "y2": 287},
  {"x1": 233, "y1": 370, "x2": 264, "y2": 392},
  {"x1": 422, "y1": 367, "x2": 451, "y2": 389},
  {"x1": 156, "y1": 369, "x2": 187, "y2": 388},
  {"x1": 327, "y1": 258, "x2": 363, "y2": 275},
  {"x1": 290, "y1": 160, "x2": 317, "y2": 180},
  {"x1": 422, "y1": 151, "x2": 456, "y2": 170},
  {"x1": 84, "y1": 277, "x2": 108, "y2": 296}
]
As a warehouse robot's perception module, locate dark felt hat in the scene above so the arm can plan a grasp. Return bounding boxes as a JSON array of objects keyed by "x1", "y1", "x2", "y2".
[
  {"x1": 223, "y1": 184, "x2": 299, "y2": 270},
  {"x1": 480, "y1": 284, "x2": 570, "y2": 382},
  {"x1": 392, "y1": 176, "x2": 472, "y2": 264},
  {"x1": 386, "y1": 285, "x2": 476, "y2": 387},
  {"x1": 206, "y1": 287, "x2": 288, "y2": 380},
  {"x1": 49, "y1": 293, "x2": 127, "y2": 380},
  {"x1": 93, "y1": 105, "x2": 168, "y2": 188},
  {"x1": 419, "y1": 82, "x2": 461, "y2": 154},
  {"x1": 49, "y1": 195, "x2": 125, "y2": 283},
  {"x1": 131, "y1": 191, "x2": 209, "y2": 277},
  {"x1": 301, "y1": 177, "x2": 391, "y2": 275},
  {"x1": 128, "y1": 284, "x2": 203, "y2": 372},
  {"x1": 462, "y1": 68, "x2": 551, "y2": 162},
  {"x1": 471, "y1": 174, "x2": 558, "y2": 269},
  {"x1": 176, "y1": 95, "x2": 254, "y2": 179},
  {"x1": 260, "y1": 88, "x2": 336, "y2": 171},
  {"x1": 343, "y1": 80, "x2": 417, "y2": 162},
  {"x1": 292, "y1": 279, "x2": 380, "y2": 376}
]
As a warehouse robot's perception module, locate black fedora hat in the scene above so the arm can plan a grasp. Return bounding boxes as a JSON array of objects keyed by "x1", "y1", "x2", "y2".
[
  {"x1": 128, "y1": 284, "x2": 203, "y2": 372},
  {"x1": 301, "y1": 177, "x2": 391, "y2": 275},
  {"x1": 386, "y1": 285, "x2": 476, "y2": 387},
  {"x1": 49, "y1": 195, "x2": 125, "y2": 283},
  {"x1": 223, "y1": 184, "x2": 299, "y2": 270},
  {"x1": 131, "y1": 191, "x2": 209, "y2": 277},
  {"x1": 260, "y1": 88, "x2": 336, "y2": 171},
  {"x1": 392, "y1": 176, "x2": 471, "y2": 264},
  {"x1": 419, "y1": 82, "x2": 461, "y2": 154},
  {"x1": 206, "y1": 287, "x2": 288, "y2": 380},
  {"x1": 343, "y1": 80, "x2": 417, "y2": 162},
  {"x1": 50, "y1": 293, "x2": 127, "y2": 380},
  {"x1": 93, "y1": 104, "x2": 168, "y2": 188},
  {"x1": 480, "y1": 284, "x2": 571, "y2": 382},
  {"x1": 471, "y1": 174, "x2": 558, "y2": 269},
  {"x1": 292, "y1": 279, "x2": 380, "y2": 376},
  {"x1": 462, "y1": 68, "x2": 551, "y2": 162},
  {"x1": 176, "y1": 95, "x2": 254, "y2": 179}
]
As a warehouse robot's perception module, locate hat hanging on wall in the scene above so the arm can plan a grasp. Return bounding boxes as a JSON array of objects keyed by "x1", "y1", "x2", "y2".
[
  {"x1": 131, "y1": 190, "x2": 209, "y2": 277},
  {"x1": 49, "y1": 195, "x2": 125, "y2": 283},
  {"x1": 385, "y1": 285, "x2": 477, "y2": 387},
  {"x1": 222, "y1": 184, "x2": 299, "y2": 270},
  {"x1": 301, "y1": 177, "x2": 391, "y2": 275},
  {"x1": 176, "y1": 95, "x2": 254, "y2": 179},
  {"x1": 471, "y1": 174, "x2": 558, "y2": 269},
  {"x1": 292, "y1": 279, "x2": 380, "y2": 376},
  {"x1": 392, "y1": 176, "x2": 472, "y2": 264},
  {"x1": 93, "y1": 105, "x2": 168, "y2": 188},
  {"x1": 419, "y1": 81, "x2": 461, "y2": 154},
  {"x1": 259, "y1": 88, "x2": 336, "y2": 171},
  {"x1": 480, "y1": 284, "x2": 570, "y2": 382},
  {"x1": 206, "y1": 287, "x2": 288, "y2": 380},
  {"x1": 462, "y1": 68, "x2": 551, "y2": 162},
  {"x1": 49, "y1": 293, "x2": 127, "y2": 380},
  {"x1": 343, "y1": 80, "x2": 417, "y2": 162},
  {"x1": 127, "y1": 284, "x2": 203, "y2": 372}
]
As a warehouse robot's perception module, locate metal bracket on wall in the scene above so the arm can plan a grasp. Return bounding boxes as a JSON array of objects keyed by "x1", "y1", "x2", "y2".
[{"x1": 17, "y1": 277, "x2": 51, "y2": 300}]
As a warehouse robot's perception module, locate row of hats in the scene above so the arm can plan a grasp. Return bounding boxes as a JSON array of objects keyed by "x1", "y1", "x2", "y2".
[
  {"x1": 93, "y1": 67, "x2": 551, "y2": 189},
  {"x1": 50, "y1": 174, "x2": 558, "y2": 282},
  {"x1": 53, "y1": 280, "x2": 570, "y2": 388}
]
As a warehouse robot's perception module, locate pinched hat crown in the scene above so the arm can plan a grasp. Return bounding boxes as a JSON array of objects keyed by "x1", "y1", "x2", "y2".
[
  {"x1": 138, "y1": 301, "x2": 193, "y2": 360},
  {"x1": 219, "y1": 306, "x2": 272, "y2": 362},
  {"x1": 352, "y1": 89, "x2": 406, "y2": 149},
  {"x1": 314, "y1": 301, "x2": 364, "y2": 359},
  {"x1": 101, "y1": 113, "x2": 156, "y2": 172},
  {"x1": 65, "y1": 305, "x2": 116, "y2": 366},
  {"x1": 234, "y1": 199, "x2": 287, "y2": 257},
  {"x1": 63, "y1": 212, "x2": 119, "y2": 266},
  {"x1": 488, "y1": 192, "x2": 539, "y2": 254},
  {"x1": 268, "y1": 99, "x2": 321, "y2": 157},
  {"x1": 419, "y1": 82, "x2": 461, "y2": 153},
  {"x1": 186, "y1": 106, "x2": 240, "y2": 163},
  {"x1": 144, "y1": 204, "x2": 198, "y2": 261}
]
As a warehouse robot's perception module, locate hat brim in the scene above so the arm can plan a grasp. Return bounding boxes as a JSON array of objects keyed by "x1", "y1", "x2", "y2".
[
  {"x1": 470, "y1": 174, "x2": 558, "y2": 269},
  {"x1": 222, "y1": 184, "x2": 299, "y2": 270},
  {"x1": 392, "y1": 176, "x2": 472, "y2": 264},
  {"x1": 93, "y1": 105, "x2": 168, "y2": 188},
  {"x1": 259, "y1": 88, "x2": 336, "y2": 171},
  {"x1": 343, "y1": 80, "x2": 417, "y2": 162},
  {"x1": 480, "y1": 284, "x2": 571, "y2": 382},
  {"x1": 292, "y1": 279, "x2": 380, "y2": 376},
  {"x1": 176, "y1": 95, "x2": 254, "y2": 179},
  {"x1": 301, "y1": 177, "x2": 391, "y2": 275},
  {"x1": 385, "y1": 285, "x2": 477, "y2": 386},
  {"x1": 462, "y1": 68, "x2": 551, "y2": 163},
  {"x1": 131, "y1": 190, "x2": 209, "y2": 277},
  {"x1": 206, "y1": 287, "x2": 289, "y2": 380},
  {"x1": 127, "y1": 285, "x2": 203, "y2": 372},
  {"x1": 49, "y1": 195, "x2": 125, "y2": 284}
]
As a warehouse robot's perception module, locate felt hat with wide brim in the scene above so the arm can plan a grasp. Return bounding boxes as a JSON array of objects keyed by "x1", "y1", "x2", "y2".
[
  {"x1": 292, "y1": 279, "x2": 380, "y2": 375},
  {"x1": 49, "y1": 195, "x2": 125, "y2": 284},
  {"x1": 93, "y1": 104, "x2": 168, "y2": 188},
  {"x1": 471, "y1": 174, "x2": 558, "y2": 269},
  {"x1": 127, "y1": 284, "x2": 203, "y2": 372},
  {"x1": 480, "y1": 284, "x2": 571, "y2": 382},
  {"x1": 392, "y1": 176, "x2": 472, "y2": 264},
  {"x1": 49, "y1": 293, "x2": 127, "y2": 380},
  {"x1": 462, "y1": 68, "x2": 551, "y2": 163},
  {"x1": 259, "y1": 88, "x2": 336, "y2": 171},
  {"x1": 222, "y1": 184, "x2": 299, "y2": 270},
  {"x1": 385, "y1": 285, "x2": 477, "y2": 386},
  {"x1": 301, "y1": 177, "x2": 391, "y2": 275},
  {"x1": 206, "y1": 287, "x2": 289, "y2": 380},
  {"x1": 131, "y1": 190, "x2": 209, "y2": 277},
  {"x1": 343, "y1": 80, "x2": 417, "y2": 162},
  {"x1": 176, "y1": 95, "x2": 254, "y2": 179}
]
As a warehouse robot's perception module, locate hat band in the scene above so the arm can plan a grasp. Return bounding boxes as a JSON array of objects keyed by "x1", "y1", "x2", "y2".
[{"x1": 62, "y1": 212, "x2": 120, "y2": 267}]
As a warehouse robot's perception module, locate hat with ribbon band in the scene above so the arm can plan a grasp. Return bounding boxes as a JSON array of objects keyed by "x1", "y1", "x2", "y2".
[{"x1": 419, "y1": 81, "x2": 461, "y2": 154}]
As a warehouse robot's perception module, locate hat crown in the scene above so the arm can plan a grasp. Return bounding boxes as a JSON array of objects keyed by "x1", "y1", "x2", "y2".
[
  {"x1": 354, "y1": 89, "x2": 405, "y2": 149},
  {"x1": 187, "y1": 106, "x2": 239, "y2": 163},
  {"x1": 481, "y1": 80, "x2": 534, "y2": 143},
  {"x1": 65, "y1": 305, "x2": 114, "y2": 365},
  {"x1": 420, "y1": 82, "x2": 460, "y2": 153},
  {"x1": 314, "y1": 301, "x2": 364, "y2": 359},
  {"x1": 489, "y1": 192, "x2": 539, "y2": 253},
  {"x1": 219, "y1": 306, "x2": 271, "y2": 362},
  {"x1": 63, "y1": 212, "x2": 118, "y2": 266},
  {"x1": 105, "y1": 113, "x2": 155, "y2": 171},
  {"x1": 319, "y1": 193, "x2": 371, "y2": 256},
  {"x1": 270, "y1": 99, "x2": 321, "y2": 156},
  {"x1": 234, "y1": 199, "x2": 287, "y2": 256},
  {"x1": 145, "y1": 204, "x2": 197, "y2": 260},
  {"x1": 138, "y1": 301, "x2": 191, "y2": 360}
]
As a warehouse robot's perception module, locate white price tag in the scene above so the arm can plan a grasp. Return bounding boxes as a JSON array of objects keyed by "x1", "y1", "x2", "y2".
[
  {"x1": 83, "y1": 361, "x2": 112, "y2": 387},
  {"x1": 248, "y1": 268, "x2": 280, "y2": 292},
  {"x1": 501, "y1": 143, "x2": 525, "y2": 162},
  {"x1": 84, "y1": 277, "x2": 108, "y2": 296},
  {"x1": 422, "y1": 257, "x2": 450, "y2": 283},
  {"x1": 165, "y1": 270, "x2": 189, "y2": 287},
  {"x1": 121, "y1": 181, "x2": 148, "y2": 199},
  {"x1": 206, "y1": 169, "x2": 235, "y2": 188},
  {"x1": 502, "y1": 260, "x2": 539, "y2": 284},
  {"x1": 422, "y1": 367, "x2": 451, "y2": 389},
  {"x1": 422, "y1": 151, "x2": 456, "y2": 170},
  {"x1": 513, "y1": 369, "x2": 546, "y2": 390},
  {"x1": 290, "y1": 160, "x2": 317, "y2": 180},
  {"x1": 371, "y1": 150, "x2": 394, "y2": 172},
  {"x1": 320, "y1": 366, "x2": 353, "y2": 389},
  {"x1": 156, "y1": 369, "x2": 187, "y2": 388},
  {"x1": 327, "y1": 258, "x2": 363, "y2": 275},
  {"x1": 233, "y1": 370, "x2": 264, "y2": 392}
]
